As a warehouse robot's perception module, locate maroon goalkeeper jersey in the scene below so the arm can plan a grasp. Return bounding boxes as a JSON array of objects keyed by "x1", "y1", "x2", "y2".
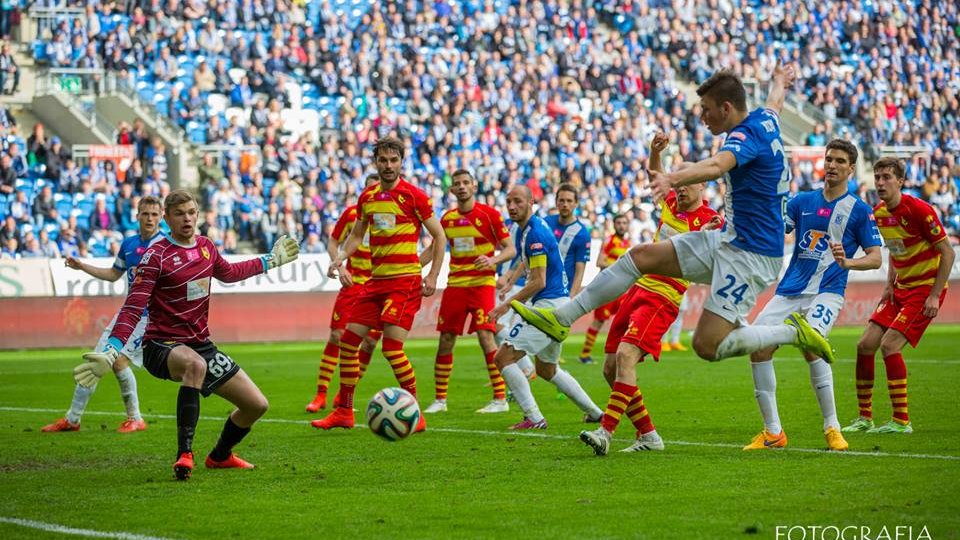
[{"x1": 111, "y1": 236, "x2": 265, "y2": 344}]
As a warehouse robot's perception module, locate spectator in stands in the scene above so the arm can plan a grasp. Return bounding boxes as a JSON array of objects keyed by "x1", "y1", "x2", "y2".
[
  {"x1": 301, "y1": 232, "x2": 324, "y2": 254},
  {"x1": 193, "y1": 59, "x2": 215, "y2": 93},
  {"x1": 0, "y1": 214, "x2": 18, "y2": 245},
  {"x1": 27, "y1": 123, "x2": 47, "y2": 166},
  {"x1": 0, "y1": 43, "x2": 17, "y2": 95},
  {"x1": 211, "y1": 179, "x2": 237, "y2": 232},
  {"x1": 57, "y1": 227, "x2": 81, "y2": 258},
  {"x1": 32, "y1": 185, "x2": 56, "y2": 227},
  {"x1": 0, "y1": 153, "x2": 15, "y2": 194},
  {"x1": 260, "y1": 201, "x2": 280, "y2": 251},
  {"x1": 7, "y1": 143, "x2": 27, "y2": 178},
  {"x1": 0, "y1": 237, "x2": 17, "y2": 259},
  {"x1": 44, "y1": 136, "x2": 68, "y2": 182},
  {"x1": 88, "y1": 196, "x2": 116, "y2": 233},
  {"x1": 8, "y1": 190, "x2": 29, "y2": 224},
  {"x1": 20, "y1": 235, "x2": 44, "y2": 258},
  {"x1": 37, "y1": 228, "x2": 60, "y2": 258}
]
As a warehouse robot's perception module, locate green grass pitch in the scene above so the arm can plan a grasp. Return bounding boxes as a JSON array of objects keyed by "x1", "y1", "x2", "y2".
[{"x1": 1, "y1": 326, "x2": 959, "y2": 539}]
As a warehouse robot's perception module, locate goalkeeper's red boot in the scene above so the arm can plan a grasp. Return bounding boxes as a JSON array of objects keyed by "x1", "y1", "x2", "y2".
[
  {"x1": 311, "y1": 407, "x2": 354, "y2": 430},
  {"x1": 173, "y1": 452, "x2": 194, "y2": 480},
  {"x1": 414, "y1": 412, "x2": 426, "y2": 434},
  {"x1": 41, "y1": 418, "x2": 80, "y2": 432},
  {"x1": 205, "y1": 453, "x2": 255, "y2": 469},
  {"x1": 305, "y1": 392, "x2": 327, "y2": 413}
]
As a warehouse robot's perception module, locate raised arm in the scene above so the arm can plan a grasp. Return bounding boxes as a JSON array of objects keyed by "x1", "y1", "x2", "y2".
[{"x1": 765, "y1": 61, "x2": 797, "y2": 115}]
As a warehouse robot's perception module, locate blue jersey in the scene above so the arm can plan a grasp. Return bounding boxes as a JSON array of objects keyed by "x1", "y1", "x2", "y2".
[
  {"x1": 777, "y1": 191, "x2": 882, "y2": 296},
  {"x1": 719, "y1": 108, "x2": 789, "y2": 257},
  {"x1": 516, "y1": 215, "x2": 568, "y2": 302},
  {"x1": 113, "y1": 231, "x2": 165, "y2": 286},
  {"x1": 543, "y1": 214, "x2": 591, "y2": 287}
]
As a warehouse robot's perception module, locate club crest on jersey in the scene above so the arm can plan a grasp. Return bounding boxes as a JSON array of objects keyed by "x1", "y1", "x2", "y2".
[
  {"x1": 475, "y1": 218, "x2": 483, "y2": 227},
  {"x1": 797, "y1": 229, "x2": 831, "y2": 260},
  {"x1": 926, "y1": 215, "x2": 942, "y2": 236},
  {"x1": 201, "y1": 246, "x2": 210, "y2": 259}
]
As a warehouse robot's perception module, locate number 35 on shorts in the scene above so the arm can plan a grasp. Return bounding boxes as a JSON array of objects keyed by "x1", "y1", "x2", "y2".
[{"x1": 716, "y1": 274, "x2": 749, "y2": 304}]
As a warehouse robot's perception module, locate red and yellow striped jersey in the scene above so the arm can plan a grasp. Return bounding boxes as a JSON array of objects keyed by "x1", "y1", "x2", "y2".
[
  {"x1": 637, "y1": 192, "x2": 721, "y2": 305},
  {"x1": 358, "y1": 178, "x2": 434, "y2": 279},
  {"x1": 441, "y1": 203, "x2": 510, "y2": 287},
  {"x1": 874, "y1": 194, "x2": 948, "y2": 290},
  {"x1": 330, "y1": 205, "x2": 372, "y2": 285},
  {"x1": 600, "y1": 233, "x2": 631, "y2": 266}
]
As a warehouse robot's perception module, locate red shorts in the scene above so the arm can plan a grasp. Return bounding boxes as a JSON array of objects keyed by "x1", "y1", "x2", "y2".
[
  {"x1": 330, "y1": 283, "x2": 363, "y2": 331},
  {"x1": 604, "y1": 285, "x2": 679, "y2": 361},
  {"x1": 593, "y1": 297, "x2": 621, "y2": 322},
  {"x1": 869, "y1": 285, "x2": 946, "y2": 347},
  {"x1": 348, "y1": 276, "x2": 423, "y2": 331},
  {"x1": 437, "y1": 285, "x2": 496, "y2": 335}
]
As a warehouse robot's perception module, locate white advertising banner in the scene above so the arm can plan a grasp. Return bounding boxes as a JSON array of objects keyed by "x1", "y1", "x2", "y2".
[{"x1": 0, "y1": 259, "x2": 55, "y2": 297}]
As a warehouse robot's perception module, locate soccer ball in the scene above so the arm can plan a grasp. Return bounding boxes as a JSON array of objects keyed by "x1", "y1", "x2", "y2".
[{"x1": 365, "y1": 387, "x2": 421, "y2": 441}]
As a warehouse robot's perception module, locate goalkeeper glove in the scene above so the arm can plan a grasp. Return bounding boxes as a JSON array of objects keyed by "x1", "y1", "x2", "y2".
[
  {"x1": 261, "y1": 235, "x2": 300, "y2": 271},
  {"x1": 73, "y1": 337, "x2": 122, "y2": 388}
]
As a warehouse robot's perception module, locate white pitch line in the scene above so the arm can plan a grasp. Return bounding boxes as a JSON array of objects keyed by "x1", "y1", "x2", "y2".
[
  {"x1": 0, "y1": 516, "x2": 176, "y2": 540},
  {"x1": 3, "y1": 406, "x2": 959, "y2": 462}
]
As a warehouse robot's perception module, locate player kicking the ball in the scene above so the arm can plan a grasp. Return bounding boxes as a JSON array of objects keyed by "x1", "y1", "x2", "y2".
[
  {"x1": 73, "y1": 190, "x2": 300, "y2": 480},
  {"x1": 744, "y1": 140, "x2": 882, "y2": 452},
  {"x1": 421, "y1": 169, "x2": 516, "y2": 415},
  {"x1": 512, "y1": 64, "x2": 835, "y2": 368},
  {"x1": 313, "y1": 136, "x2": 446, "y2": 432},
  {"x1": 42, "y1": 196, "x2": 164, "y2": 434}
]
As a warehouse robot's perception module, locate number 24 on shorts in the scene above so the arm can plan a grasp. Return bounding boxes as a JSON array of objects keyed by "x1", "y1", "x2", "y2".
[{"x1": 716, "y1": 274, "x2": 748, "y2": 305}]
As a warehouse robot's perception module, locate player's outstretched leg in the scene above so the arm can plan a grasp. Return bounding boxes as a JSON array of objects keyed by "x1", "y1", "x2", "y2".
[{"x1": 512, "y1": 253, "x2": 646, "y2": 341}]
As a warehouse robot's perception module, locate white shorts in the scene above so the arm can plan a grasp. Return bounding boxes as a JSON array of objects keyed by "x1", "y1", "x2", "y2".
[
  {"x1": 496, "y1": 284, "x2": 525, "y2": 333},
  {"x1": 753, "y1": 292, "x2": 845, "y2": 338},
  {"x1": 504, "y1": 297, "x2": 566, "y2": 364},
  {"x1": 671, "y1": 230, "x2": 782, "y2": 325},
  {"x1": 97, "y1": 312, "x2": 149, "y2": 367}
]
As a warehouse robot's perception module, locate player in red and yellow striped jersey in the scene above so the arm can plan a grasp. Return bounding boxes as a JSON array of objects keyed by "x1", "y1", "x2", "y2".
[
  {"x1": 421, "y1": 170, "x2": 516, "y2": 415},
  {"x1": 579, "y1": 215, "x2": 632, "y2": 364},
  {"x1": 305, "y1": 175, "x2": 382, "y2": 413},
  {"x1": 580, "y1": 134, "x2": 722, "y2": 455},
  {"x1": 312, "y1": 136, "x2": 447, "y2": 432},
  {"x1": 844, "y1": 158, "x2": 954, "y2": 435}
]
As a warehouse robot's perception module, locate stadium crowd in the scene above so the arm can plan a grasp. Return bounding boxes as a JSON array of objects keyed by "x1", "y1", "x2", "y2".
[{"x1": 1, "y1": 0, "x2": 958, "y2": 261}]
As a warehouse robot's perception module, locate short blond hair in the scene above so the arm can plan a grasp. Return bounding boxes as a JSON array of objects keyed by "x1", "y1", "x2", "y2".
[{"x1": 164, "y1": 190, "x2": 197, "y2": 213}]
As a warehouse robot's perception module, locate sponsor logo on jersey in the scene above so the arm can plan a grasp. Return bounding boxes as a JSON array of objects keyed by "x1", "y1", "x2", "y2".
[
  {"x1": 728, "y1": 131, "x2": 746, "y2": 141},
  {"x1": 797, "y1": 229, "x2": 831, "y2": 260},
  {"x1": 817, "y1": 208, "x2": 832, "y2": 218},
  {"x1": 530, "y1": 242, "x2": 543, "y2": 250}
]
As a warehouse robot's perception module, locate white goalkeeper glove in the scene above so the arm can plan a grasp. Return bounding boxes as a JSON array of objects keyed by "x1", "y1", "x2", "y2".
[
  {"x1": 73, "y1": 338, "x2": 121, "y2": 388},
  {"x1": 261, "y1": 235, "x2": 300, "y2": 271}
]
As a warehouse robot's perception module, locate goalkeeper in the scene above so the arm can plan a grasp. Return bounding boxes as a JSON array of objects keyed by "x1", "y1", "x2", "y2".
[{"x1": 74, "y1": 190, "x2": 299, "y2": 480}]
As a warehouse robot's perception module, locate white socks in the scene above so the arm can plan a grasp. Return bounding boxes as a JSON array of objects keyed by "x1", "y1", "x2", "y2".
[
  {"x1": 555, "y1": 255, "x2": 641, "y2": 325},
  {"x1": 714, "y1": 324, "x2": 797, "y2": 360},
  {"x1": 546, "y1": 368, "x2": 603, "y2": 418},
  {"x1": 67, "y1": 383, "x2": 97, "y2": 425},
  {"x1": 501, "y1": 363, "x2": 543, "y2": 422},
  {"x1": 751, "y1": 361, "x2": 782, "y2": 435},
  {"x1": 809, "y1": 359, "x2": 840, "y2": 431},
  {"x1": 517, "y1": 355, "x2": 534, "y2": 378},
  {"x1": 115, "y1": 367, "x2": 142, "y2": 420}
]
